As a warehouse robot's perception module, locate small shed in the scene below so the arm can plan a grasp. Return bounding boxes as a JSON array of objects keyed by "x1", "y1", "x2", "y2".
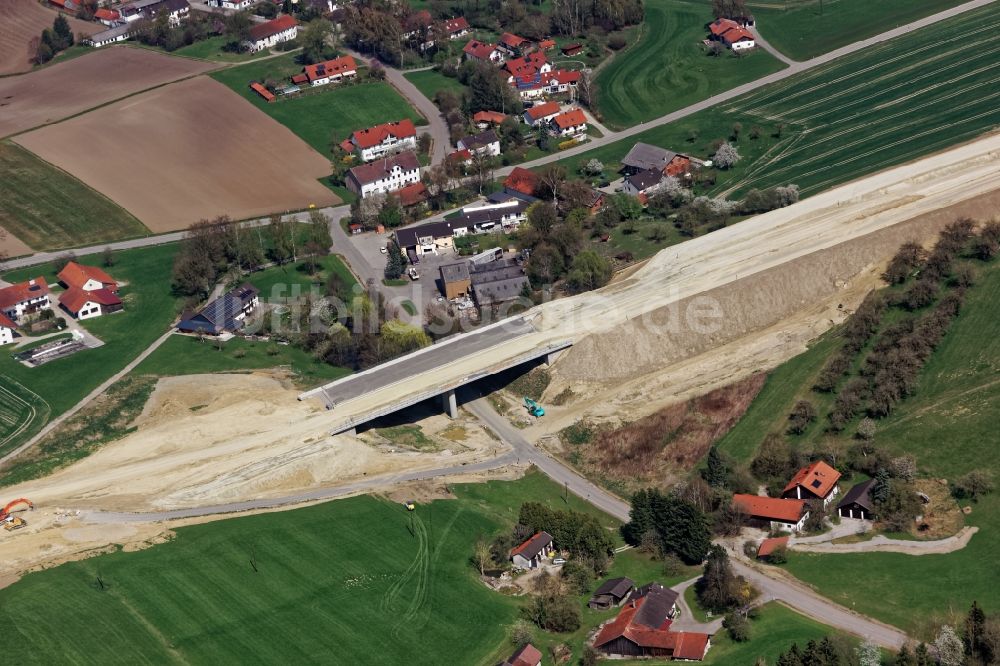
[
  {"x1": 589, "y1": 576, "x2": 635, "y2": 609},
  {"x1": 510, "y1": 531, "x2": 553, "y2": 569},
  {"x1": 837, "y1": 478, "x2": 876, "y2": 520},
  {"x1": 561, "y1": 43, "x2": 583, "y2": 56},
  {"x1": 756, "y1": 536, "x2": 789, "y2": 560}
]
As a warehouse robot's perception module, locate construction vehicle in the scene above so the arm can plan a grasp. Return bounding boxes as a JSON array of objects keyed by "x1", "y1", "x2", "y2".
[
  {"x1": 0, "y1": 498, "x2": 33, "y2": 531},
  {"x1": 404, "y1": 501, "x2": 416, "y2": 511},
  {"x1": 524, "y1": 398, "x2": 545, "y2": 418}
]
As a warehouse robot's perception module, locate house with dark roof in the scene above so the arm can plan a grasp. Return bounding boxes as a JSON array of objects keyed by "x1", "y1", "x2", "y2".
[
  {"x1": 593, "y1": 582, "x2": 710, "y2": 660},
  {"x1": 502, "y1": 643, "x2": 542, "y2": 666},
  {"x1": 511, "y1": 531, "x2": 554, "y2": 569},
  {"x1": 440, "y1": 262, "x2": 471, "y2": 300},
  {"x1": 177, "y1": 284, "x2": 259, "y2": 336},
  {"x1": 0, "y1": 313, "x2": 17, "y2": 346},
  {"x1": 621, "y1": 142, "x2": 677, "y2": 175},
  {"x1": 733, "y1": 494, "x2": 809, "y2": 533},
  {"x1": 459, "y1": 200, "x2": 529, "y2": 233},
  {"x1": 838, "y1": 478, "x2": 876, "y2": 520},
  {"x1": 395, "y1": 218, "x2": 471, "y2": 260},
  {"x1": 624, "y1": 168, "x2": 664, "y2": 197},
  {"x1": 58, "y1": 287, "x2": 123, "y2": 321},
  {"x1": 243, "y1": 14, "x2": 298, "y2": 52},
  {"x1": 351, "y1": 120, "x2": 418, "y2": 162},
  {"x1": 782, "y1": 460, "x2": 842, "y2": 506},
  {"x1": 457, "y1": 130, "x2": 501, "y2": 157},
  {"x1": 58, "y1": 262, "x2": 118, "y2": 293},
  {"x1": 0, "y1": 278, "x2": 51, "y2": 322},
  {"x1": 346, "y1": 152, "x2": 421, "y2": 198},
  {"x1": 471, "y1": 261, "x2": 529, "y2": 307},
  {"x1": 121, "y1": 0, "x2": 189, "y2": 25},
  {"x1": 589, "y1": 577, "x2": 635, "y2": 609}
]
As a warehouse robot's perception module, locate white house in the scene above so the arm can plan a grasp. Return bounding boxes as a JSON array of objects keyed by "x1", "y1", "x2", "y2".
[
  {"x1": 710, "y1": 19, "x2": 755, "y2": 50},
  {"x1": 351, "y1": 119, "x2": 418, "y2": 162},
  {"x1": 463, "y1": 39, "x2": 502, "y2": 63},
  {"x1": 457, "y1": 130, "x2": 501, "y2": 158},
  {"x1": 58, "y1": 288, "x2": 123, "y2": 321},
  {"x1": 0, "y1": 278, "x2": 51, "y2": 322},
  {"x1": 346, "y1": 151, "x2": 421, "y2": 198},
  {"x1": 57, "y1": 262, "x2": 119, "y2": 293},
  {"x1": 460, "y1": 199, "x2": 529, "y2": 233},
  {"x1": 300, "y1": 55, "x2": 357, "y2": 87},
  {"x1": 208, "y1": 0, "x2": 255, "y2": 8},
  {"x1": 523, "y1": 101, "x2": 561, "y2": 127},
  {"x1": 550, "y1": 108, "x2": 587, "y2": 138},
  {"x1": 442, "y1": 16, "x2": 470, "y2": 40},
  {"x1": 733, "y1": 494, "x2": 810, "y2": 533},
  {"x1": 0, "y1": 314, "x2": 15, "y2": 346},
  {"x1": 243, "y1": 15, "x2": 298, "y2": 53},
  {"x1": 623, "y1": 168, "x2": 664, "y2": 196},
  {"x1": 87, "y1": 24, "x2": 133, "y2": 47},
  {"x1": 510, "y1": 531, "x2": 554, "y2": 569},
  {"x1": 395, "y1": 219, "x2": 470, "y2": 259},
  {"x1": 121, "y1": 0, "x2": 189, "y2": 25},
  {"x1": 781, "y1": 461, "x2": 842, "y2": 508}
]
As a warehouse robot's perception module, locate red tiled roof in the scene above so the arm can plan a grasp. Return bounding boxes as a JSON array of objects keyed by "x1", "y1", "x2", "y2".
[
  {"x1": 525, "y1": 101, "x2": 560, "y2": 122},
  {"x1": 508, "y1": 643, "x2": 542, "y2": 666},
  {"x1": 594, "y1": 596, "x2": 709, "y2": 658},
  {"x1": 59, "y1": 287, "x2": 121, "y2": 315},
  {"x1": 722, "y1": 26, "x2": 754, "y2": 43},
  {"x1": 552, "y1": 109, "x2": 586, "y2": 129},
  {"x1": 499, "y1": 32, "x2": 528, "y2": 49},
  {"x1": 709, "y1": 18, "x2": 739, "y2": 36},
  {"x1": 538, "y1": 38, "x2": 556, "y2": 50},
  {"x1": 443, "y1": 16, "x2": 469, "y2": 33},
  {"x1": 0, "y1": 277, "x2": 49, "y2": 311},
  {"x1": 733, "y1": 494, "x2": 807, "y2": 523},
  {"x1": 757, "y1": 536, "x2": 789, "y2": 558},
  {"x1": 561, "y1": 43, "x2": 583, "y2": 55},
  {"x1": 504, "y1": 167, "x2": 539, "y2": 196},
  {"x1": 248, "y1": 14, "x2": 297, "y2": 42},
  {"x1": 784, "y1": 460, "x2": 841, "y2": 498},
  {"x1": 352, "y1": 119, "x2": 417, "y2": 149},
  {"x1": 511, "y1": 531, "x2": 552, "y2": 559},
  {"x1": 448, "y1": 148, "x2": 472, "y2": 162},
  {"x1": 0, "y1": 313, "x2": 16, "y2": 330},
  {"x1": 291, "y1": 73, "x2": 308, "y2": 85},
  {"x1": 304, "y1": 55, "x2": 356, "y2": 83},
  {"x1": 546, "y1": 69, "x2": 580, "y2": 85},
  {"x1": 395, "y1": 182, "x2": 429, "y2": 207},
  {"x1": 463, "y1": 39, "x2": 496, "y2": 60},
  {"x1": 473, "y1": 110, "x2": 506, "y2": 125},
  {"x1": 339, "y1": 138, "x2": 356, "y2": 153},
  {"x1": 250, "y1": 82, "x2": 275, "y2": 102},
  {"x1": 94, "y1": 7, "x2": 119, "y2": 19},
  {"x1": 57, "y1": 262, "x2": 117, "y2": 292},
  {"x1": 672, "y1": 632, "x2": 710, "y2": 660}
]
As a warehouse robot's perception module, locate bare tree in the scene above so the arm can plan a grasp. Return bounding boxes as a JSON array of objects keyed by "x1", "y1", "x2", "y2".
[
  {"x1": 472, "y1": 537, "x2": 492, "y2": 576},
  {"x1": 539, "y1": 164, "x2": 567, "y2": 202},
  {"x1": 577, "y1": 70, "x2": 596, "y2": 108}
]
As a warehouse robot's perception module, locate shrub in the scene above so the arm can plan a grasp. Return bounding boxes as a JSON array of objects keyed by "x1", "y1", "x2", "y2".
[
  {"x1": 724, "y1": 612, "x2": 751, "y2": 642},
  {"x1": 856, "y1": 417, "x2": 877, "y2": 440},
  {"x1": 882, "y1": 242, "x2": 926, "y2": 284},
  {"x1": 787, "y1": 400, "x2": 817, "y2": 435},
  {"x1": 953, "y1": 471, "x2": 994, "y2": 501}
]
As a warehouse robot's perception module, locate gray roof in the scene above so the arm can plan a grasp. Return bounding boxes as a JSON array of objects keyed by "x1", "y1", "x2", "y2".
[
  {"x1": 460, "y1": 201, "x2": 528, "y2": 227},
  {"x1": 593, "y1": 577, "x2": 635, "y2": 600},
  {"x1": 513, "y1": 531, "x2": 552, "y2": 560},
  {"x1": 471, "y1": 261, "x2": 528, "y2": 305},
  {"x1": 621, "y1": 142, "x2": 676, "y2": 171},
  {"x1": 626, "y1": 168, "x2": 663, "y2": 192},
  {"x1": 347, "y1": 151, "x2": 420, "y2": 187},
  {"x1": 440, "y1": 262, "x2": 470, "y2": 284},
  {"x1": 459, "y1": 129, "x2": 499, "y2": 151},
  {"x1": 837, "y1": 478, "x2": 876, "y2": 512},
  {"x1": 629, "y1": 583, "x2": 679, "y2": 628},
  {"x1": 88, "y1": 24, "x2": 132, "y2": 42},
  {"x1": 394, "y1": 218, "x2": 467, "y2": 248}
]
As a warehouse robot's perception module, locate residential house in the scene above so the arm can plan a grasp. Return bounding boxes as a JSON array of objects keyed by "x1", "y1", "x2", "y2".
[
  {"x1": 473, "y1": 110, "x2": 507, "y2": 128},
  {"x1": 837, "y1": 478, "x2": 876, "y2": 520},
  {"x1": 623, "y1": 168, "x2": 664, "y2": 197},
  {"x1": 584, "y1": 188, "x2": 605, "y2": 215},
  {"x1": 442, "y1": 16, "x2": 470, "y2": 40},
  {"x1": 504, "y1": 51, "x2": 550, "y2": 82},
  {"x1": 732, "y1": 494, "x2": 809, "y2": 533},
  {"x1": 503, "y1": 167, "x2": 540, "y2": 200},
  {"x1": 523, "y1": 101, "x2": 561, "y2": 127},
  {"x1": 542, "y1": 68, "x2": 581, "y2": 94},
  {"x1": 301, "y1": 55, "x2": 357, "y2": 86},
  {"x1": 394, "y1": 181, "x2": 429, "y2": 208},
  {"x1": 621, "y1": 142, "x2": 676, "y2": 175},
  {"x1": 502, "y1": 643, "x2": 542, "y2": 666},
  {"x1": 440, "y1": 262, "x2": 471, "y2": 300},
  {"x1": 463, "y1": 39, "x2": 502, "y2": 63},
  {"x1": 0, "y1": 313, "x2": 16, "y2": 346},
  {"x1": 351, "y1": 119, "x2": 418, "y2": 161},
  {"x1": 94, "y1": 8, "x2": 121, "y2": 25},
  {"x1": 782, "y1": 460, "x2": 842, "y2": 506},
  {"x1": 471, "y1": 260, "x2": 529, "y2": 307},
  {"x1": 663, "y1": 153, "x2": 693, "y2": 178},
  {"x1": 756, "y1": 536, "x2": 789, "y2": 560},
  {"x1": 207, "y1": 0, "x2": 254, "y2": 8},
  {"x1": 0, "y1": 278, "x2": 51, "y2": 322},
  {"x1": 460, "y1": 199, "x2": 529, "y2": 233},
  {"x1": 538, "y1": 38, "x2": 556, "y2": 51},
  {"x1": 177, "y1": 284, "x2": 260, "y2": 336},
  {"x1": 589, "y1": 577, "x2": 636, "y2": 610},
  {"x1": 345, "y1": 151, "x2": 421, "y2": 198},
  {"x1": 121, "y1": 0, "x2": 189, "y2": 25},
  {"x1": 87, "y1": 24, "x2": 133, "y2": 47},
  {"x1": 243, "y1": 15, "x2": 298, "y2": 53},
  {"x1": 594, "y1": 583, "x2": 710, "y2": 661},
  {"x1": 708, "y1": 18, "x2": 755, "y2": 50},
  {"x1": 57, "y1": 262, "x2": 118, "y2": 293},
  {"x1": 498, "y1": 32, "x2": 529, "y2": 57},
  {"x1": 550, "y1": 108, "x2": 587, "y2": 138},
  {"x1": 457, "y1": 130, "x2": 501, "y2": 157},
  {"x1": 395, "y1": 219, "x2": 469, "y2": 260},
  {"x1": 561, "y1": 43, "x2": 583, "y2": 56},
  {"x1": 510, "y1": 531, "x2": 554, "y2": 569},
  {"x1": 403, "y1": 9, "x2": 433, "y2": 38},
  {"x1": 58, "y1": 288, "x2": 123, "y2": 321}
]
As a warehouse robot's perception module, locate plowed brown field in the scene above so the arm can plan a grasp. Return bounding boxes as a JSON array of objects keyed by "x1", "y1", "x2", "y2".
[
  {"x1": 0, "y1": 45, "x2": 214, "y2": 137},
  {"x1": 15, "y1": 76, "x2": 341, "y2": 231},
  {"x1": 0, "y1": 0, "x2": 94, "y2": 76}
]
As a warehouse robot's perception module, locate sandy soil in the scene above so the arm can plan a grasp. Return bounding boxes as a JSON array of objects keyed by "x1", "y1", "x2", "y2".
[
  {"x1": 792, "y1": 526, "x2": 978, "y2": 555},
  {"x1": 15, "y1": 76, "x2": 341, "y2": 231},
  {"x1": 0, "y1": 0, "x2": 94, "y2": 77},
  {"x1": 0, "y1": 225, "x2": 33, "y2": 257},
  {"x1": 0, "y1": 45, "x2": 214, "y2": 138}
]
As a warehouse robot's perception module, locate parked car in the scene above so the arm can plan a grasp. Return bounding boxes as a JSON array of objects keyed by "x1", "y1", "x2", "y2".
[
  {"x1": 380, "y1": 246, "x2": 388, "y2": 254},
  {"x1": 552, "y1": 558, "x2": 566, "y2": 565}
]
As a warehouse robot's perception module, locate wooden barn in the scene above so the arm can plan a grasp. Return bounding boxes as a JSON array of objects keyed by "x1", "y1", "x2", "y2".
[{"x1": 837, "y1": 478, "x2": 876, "y2": 521}]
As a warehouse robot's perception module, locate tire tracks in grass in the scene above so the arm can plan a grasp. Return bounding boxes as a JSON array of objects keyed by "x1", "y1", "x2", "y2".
[{"x1": 0, "y1": 375, "x2": 50, "y2": 453}]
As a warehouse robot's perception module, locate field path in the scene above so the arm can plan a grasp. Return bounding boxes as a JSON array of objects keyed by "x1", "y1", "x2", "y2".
[
  {"x1": 791, "y1": 526, "x2": 979, "y2": 555},
  {"x1": 750, "y1": 25, "x2": 798, "y2": 66}
]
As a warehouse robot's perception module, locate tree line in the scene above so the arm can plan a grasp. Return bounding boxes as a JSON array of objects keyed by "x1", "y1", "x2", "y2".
[{"x1": 31, "y1": 14, "x2": 74, "y2": 65}]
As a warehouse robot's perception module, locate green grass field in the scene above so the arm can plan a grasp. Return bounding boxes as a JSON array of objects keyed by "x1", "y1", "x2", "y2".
[
  {"x1": 247, "y1": 254, "x2": 359, "y2": 303},
  {"x1": 403, "y1": 68, "x2": 468, "y2": 100},
  {"x1": 212, "y1": 56, "x2": 426, "y2": 156},
  {"x1": 750, "y1": 0, "x2": 973, "y2": 61},
  {"x1": 172, "y1": 35, "x2": 270, "y2": 62},
  {"x1": 718, "y1": 255, "x2": 1000, "y2": 635},
  {"x1": 0, "y1": 142, "x2": 149, "y2": 252},
  {"x1": 596, "y1": 0, "x2": 786, "y2": 129},
  {"x1": 0, "y1": 245, "x2": 179, "y2": 460}
]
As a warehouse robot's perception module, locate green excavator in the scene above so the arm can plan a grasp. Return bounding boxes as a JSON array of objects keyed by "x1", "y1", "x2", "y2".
[{"x1": 523, "y1": 397, "x2": 545, "y2": 418}]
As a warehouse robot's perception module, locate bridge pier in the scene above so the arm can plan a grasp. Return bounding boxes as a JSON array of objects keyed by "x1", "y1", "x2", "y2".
[{"x1": 442, "y1": 389, "x2": 458, "y2": 419}]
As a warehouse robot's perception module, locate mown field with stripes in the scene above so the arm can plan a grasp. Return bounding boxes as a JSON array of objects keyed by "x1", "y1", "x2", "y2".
[{"x1": 719, "y1": 5, "x2": 1000, "y2": 197}]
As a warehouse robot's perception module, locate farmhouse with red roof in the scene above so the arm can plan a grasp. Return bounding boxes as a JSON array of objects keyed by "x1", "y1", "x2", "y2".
[
  {"x1": 302, "y1": 55, "x2": 357, "y2": 87},
  {"x1": 58, "y1": 262, "x2": 119, "y2": 294},
  {"x1": 733, "y1": 494, "x2": 810, "y2": 532},
  {"x1": 0, "y1": 278, "x2": 51, "y2": 323},
  {"x1": 503, "y1": 167, "x2": 540, "y2": 199},
  {"x1": 59, "y1": 288, "x2": 123, "y2": 321},
  {"x1": 510, "y1": 531, "x2": 554, "y2": 569},
  {"x1": 350, "y1": 119, "x2": 418, "y2": 161},
  {"x1": 498, "y1": 32, "x2": 530, "y2": 57},
  {"x1": 442, "y1": 16, "x2": 470, "y2": 39},
  {"x1": 782, "y1": 460, "x2": 842, "y2": 506},
  {"x1": 502, "y1": 643, "x2": 542, "y2": 666},
  {"x1": 243, "y1": 15, "x2": 298, "y2": 53},
  {"x1": 463, "y1": 39, "x2": 502, "y2": 63},
  {"x1": 708, "y1": 17, "x2": 755, "y2": 51},
  {"x1": 551, "y1": 108, "x2": 587, "y2": 138},
  {"x1": 523, "y1": 101, "x2": 561, "y2": 126},
  {"x1": 593, "y1": 582, "x2": 710, "y2": 660},
  {"x1": 473, "y1": 110, "x2": 507, "y2": 128}
]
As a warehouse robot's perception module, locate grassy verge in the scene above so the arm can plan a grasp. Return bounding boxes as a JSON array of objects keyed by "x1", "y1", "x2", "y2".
[
  {"x1": 596, "y1": 0, "x2": 786, "y2": 129},
  {"x1": 0, "y1": 142, "x2": 149, "y2": 251},
  {"x1": 403, "y1": 68, "x2": 468, "y2": 99},
  {"x1": 172, "y1": 35, "x2": 269, "y2": 62},
  {"x1": 247, "y1": 255, "x2": 358, "y2": 303}
]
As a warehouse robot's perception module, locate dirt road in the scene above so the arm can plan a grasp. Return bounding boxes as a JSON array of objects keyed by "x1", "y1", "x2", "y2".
[{"x1": 792, "y1": 526, "x2": 978, "y2": 555}]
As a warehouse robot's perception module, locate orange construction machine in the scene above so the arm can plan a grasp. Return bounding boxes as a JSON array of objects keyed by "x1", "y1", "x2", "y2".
[{"x1": 1, "y1": 498, "x2": 33, "y2": 531}]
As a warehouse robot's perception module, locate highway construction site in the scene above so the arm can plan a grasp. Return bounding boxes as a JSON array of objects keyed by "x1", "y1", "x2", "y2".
[{"x1": 1, "y1": 132, "x2": 999, "y2": 581}]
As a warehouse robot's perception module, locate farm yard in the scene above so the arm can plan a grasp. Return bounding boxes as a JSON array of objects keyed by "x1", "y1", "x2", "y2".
[
  {"x1": 595, "y1": 0, "x2": 785, "y2": 129},
  {"x1": 750, "y1": 0, "x2": 975, "y2": 61},
  {"x1": 213, "y1": 55, "x2": 426, "y2": 156},
  {"x1": 0, "y1": 45, "x2": 215, "y2": 138},
  {"x1": 0, "y1": 142, "x2": 147, "y2": 252},
  {"x1": 0, "y1": 0, "x2": 94, "y2": 76},
  {"x1": 14, "y1": 76, "x2": 341, "y2": 234}
]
